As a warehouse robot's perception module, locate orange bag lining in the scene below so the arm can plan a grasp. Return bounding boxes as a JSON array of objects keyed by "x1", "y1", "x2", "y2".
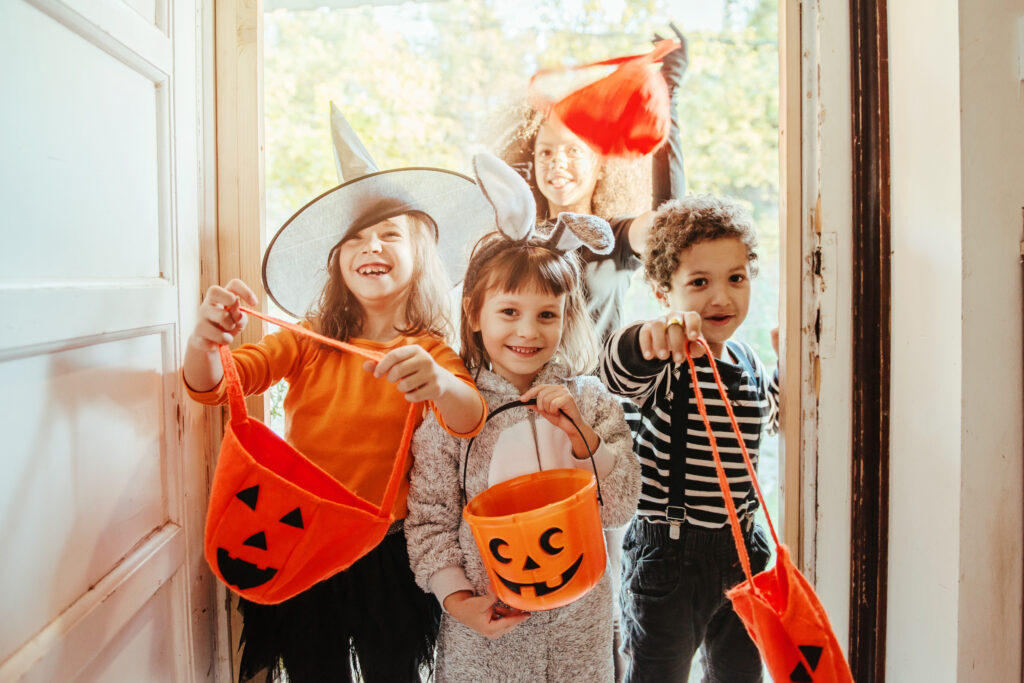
[{"x1": 221, "y1": 306, "x2": 418, "y2": 516}]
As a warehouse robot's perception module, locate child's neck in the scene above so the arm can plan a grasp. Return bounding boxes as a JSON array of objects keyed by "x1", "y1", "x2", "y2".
[
  {"x1": 358, "y1": 304, "x2": 408, "y2": 342},
  {"x1": 706, "y1": 341, "x2": 730, "y2": 361}
]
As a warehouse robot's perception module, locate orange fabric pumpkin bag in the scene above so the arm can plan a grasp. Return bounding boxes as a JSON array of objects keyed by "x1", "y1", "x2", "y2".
[
  {"x1": 528, "y1": 39, "x2": 679, "y2": 158},
  {"x1": 203, "y1": 307, "x2": 418, "y2": 605},
  {"x1": 684, "y1": 339, "x2": 854, "y2": 683}
]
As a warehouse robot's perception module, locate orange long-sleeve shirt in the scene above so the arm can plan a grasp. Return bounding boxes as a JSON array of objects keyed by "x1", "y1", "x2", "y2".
[{"x1": 187, "y1": 326, "x2": 484, "y2": 519}]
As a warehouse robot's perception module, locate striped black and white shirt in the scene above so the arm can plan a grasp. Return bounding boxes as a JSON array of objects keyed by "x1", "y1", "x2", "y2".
[{"x1": 600, "y1": 324, "x2": 779, "y2": 529}]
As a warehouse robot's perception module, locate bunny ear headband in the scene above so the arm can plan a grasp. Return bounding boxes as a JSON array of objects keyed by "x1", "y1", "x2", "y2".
[{"x1": 466, "y1": 152, "x2": 614, "y2": 284}]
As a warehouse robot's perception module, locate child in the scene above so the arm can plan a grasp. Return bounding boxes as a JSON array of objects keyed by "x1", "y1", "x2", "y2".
[
  {"x1": 184, "y1": 168, "x2": 491, "y2": 682},
  {"x1": 404, "y1": 153, "x2": 641, "y2": 682},
  {"x1": 496, "y1": 24, "x2": 688, "y2": 344},
  {"x1": 599, "y1": 195, "x2": 780, "y2": 682}
]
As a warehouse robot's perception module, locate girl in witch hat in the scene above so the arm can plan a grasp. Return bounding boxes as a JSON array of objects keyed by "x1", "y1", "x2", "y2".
[{"x1": 184, "y1": 166, "x2": 493, "y2": 682}]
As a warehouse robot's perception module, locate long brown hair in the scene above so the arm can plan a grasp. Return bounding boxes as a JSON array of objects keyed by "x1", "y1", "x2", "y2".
[
  {"x1": 309, "y1": 213, "x2": 452, "y2": 342},
  {"x1": 460, "y1": 232, "x2": 598, "y2": 376}
]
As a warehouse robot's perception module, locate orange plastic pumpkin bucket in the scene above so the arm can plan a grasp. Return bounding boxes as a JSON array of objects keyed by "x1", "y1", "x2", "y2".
[{"x1": 461, "y1": 401, "x2": 607, "y2": 611}]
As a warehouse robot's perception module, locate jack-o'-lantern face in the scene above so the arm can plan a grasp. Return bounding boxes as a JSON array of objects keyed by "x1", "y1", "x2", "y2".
[
  {"x1": 216, "y1": 484, "x2": 305, "y2": 590},
  {"x1": 486, "y1": 526, "x2": 584, "y2": 599}
]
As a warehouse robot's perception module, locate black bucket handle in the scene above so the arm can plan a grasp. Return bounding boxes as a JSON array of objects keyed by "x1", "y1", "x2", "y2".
[{"x1": 460, "y1": 398, "x2": 604, "y2": 509}]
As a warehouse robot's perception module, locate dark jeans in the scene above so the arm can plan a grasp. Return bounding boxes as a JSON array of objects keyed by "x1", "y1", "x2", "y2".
[{"x1": 619, "y1": 517, "x2": 771, "y2": 683}]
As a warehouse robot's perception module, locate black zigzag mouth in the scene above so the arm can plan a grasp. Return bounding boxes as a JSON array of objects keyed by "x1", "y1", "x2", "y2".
[
  {"x1": 217, "y1": 548, "x2": 278, "y2": 590},
  {"x1": 495, "y1": 554, "x2": 584, "y2": 597}
]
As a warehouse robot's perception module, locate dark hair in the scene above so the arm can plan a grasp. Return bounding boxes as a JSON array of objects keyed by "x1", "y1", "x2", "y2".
[
  {"x1": 310, "y1": 213, "x2": 452, "y2": 341},
  {"x1": 644, "y1": 195, "x2": 759, "y2": 292},
  {"x1": 460, "y1": 232, "x2": 597, "y2": 375},
  {"x1": 494, "y1": 103, "x2": 650, "y2": 221}
]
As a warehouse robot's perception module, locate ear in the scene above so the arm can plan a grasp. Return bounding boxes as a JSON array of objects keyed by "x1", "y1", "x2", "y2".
[
  {"x1": 549, "y1": 212, "x2": 614, "y2": 254},
  {"x1": 652, "y1": 282, "x2": 670, "y2": 308},
  {"x1": 473, "y1": 152, "x2": 536, "y2": 241}
]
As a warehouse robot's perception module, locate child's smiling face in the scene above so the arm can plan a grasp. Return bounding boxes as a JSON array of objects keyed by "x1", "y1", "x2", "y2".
[
  {"x1": 657, "y1": 237, "x2": 752, "y2": 358},
  {"x1": 337, "y1": 215, "x2": 417, "y2": 309},
  {"x1": 533, "y1": 120, "x2": 601, "y2": 216},
  {"x1": 473, "y1": 284, "x2": 566, "y2": 393}
]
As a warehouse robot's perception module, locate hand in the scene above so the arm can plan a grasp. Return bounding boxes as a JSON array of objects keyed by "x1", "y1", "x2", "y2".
[
  {"x1": 189, "y1": 279, "x2": 259, "y2": 352},
  {"x1": 770, "y1": 326, "x2": 779, "y2": 356},
  {"x1": 638, "y1": 310, "x2": 706, "y2": 364},
  {"x1": 443, "y1": 589, "x2": 530, "y2": 640},
  {"x1": 519, "y1": 385, "x2": 600, "y2": 459},
  {"x1": 655, "y1": 22, "x2": 689, "y2": 94},
  {"x1": 364, "y1": 345, "x2": 453, "y2": 403}
]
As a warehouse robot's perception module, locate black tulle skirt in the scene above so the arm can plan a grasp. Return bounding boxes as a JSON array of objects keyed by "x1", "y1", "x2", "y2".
[{"x1": 237, "y1": 526, "x2": 440, "y2": 683}]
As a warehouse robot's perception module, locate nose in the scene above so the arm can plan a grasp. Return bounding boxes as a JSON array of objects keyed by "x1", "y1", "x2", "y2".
[
  {"x1": 515, "y1": 318, "x2": 539, "y2": 339},
  {"x1": 363, "y1": 233, "x2": 384, "y2": 253},
  {"x1": 708, "y1": 283, "x2": 730, "y2": 306},
  {"x1": 550, "y1": 148, "x2": 569, "y2": 168}
]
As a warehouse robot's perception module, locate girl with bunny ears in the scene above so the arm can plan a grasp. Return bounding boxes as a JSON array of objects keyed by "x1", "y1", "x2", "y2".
[{"x1": 404, "y1": 153, "x2": 641, "y2": 682}]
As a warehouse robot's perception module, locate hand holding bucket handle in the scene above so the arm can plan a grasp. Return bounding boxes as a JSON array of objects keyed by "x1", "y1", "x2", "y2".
[
  {"x1": 460, "y1": 399, "x2": 604, "y2": 508},
  {"x1": 682, "y1": 338, "x2": 854, "y2": 683}
]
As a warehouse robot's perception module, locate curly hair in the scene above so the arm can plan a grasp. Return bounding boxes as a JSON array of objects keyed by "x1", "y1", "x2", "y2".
[
  {"x1": 493, "y1": 102, "x2": 651, "y2": 221},
  {"x1": 460, "y1": 231, "x2": 598, "y2": 377},
  {"x1": 644, "y1": 195, "x2": 759, "y2": 292}
]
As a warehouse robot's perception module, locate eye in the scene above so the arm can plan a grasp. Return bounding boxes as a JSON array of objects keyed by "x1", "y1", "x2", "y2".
[
  {"x1": 538, "y1": 311, "x2": 559, "y2": 320},
  {"x1": 540, "y1": 527, "x2": 564, "y2": 555},
  {"x1": 383, "y1": 230, "x2": 403, "y2": 240},
  {"x1": 688, "y1": 277, "x2": 708, "y2": 288},
  {"x1": 489, "y1": 538, "x2": 512, "y2": 564},
  {"x1": 500, "y1": 308, "x2": 518, "y2": 317},
  {"x1": 280, "y1": 507, "x2": 304, "y2": 529},
  {"x1": 730, "y1": 273, "x2": 747, "y2": 283}
]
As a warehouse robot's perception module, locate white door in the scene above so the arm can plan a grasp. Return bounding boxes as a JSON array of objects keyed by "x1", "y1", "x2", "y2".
[{"x1": 0, "y1": 0, "x2": 218, "y2": 679}]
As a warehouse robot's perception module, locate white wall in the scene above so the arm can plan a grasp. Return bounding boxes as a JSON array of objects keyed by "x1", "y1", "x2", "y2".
[{"x1": 885, "y1": 0, "x2": 1024, "y2": 680}]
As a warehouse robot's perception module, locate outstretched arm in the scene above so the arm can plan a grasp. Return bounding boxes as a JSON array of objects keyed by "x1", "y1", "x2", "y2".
[{"x1": 629, "y1": 24, "x2": 689, "y2": 255}]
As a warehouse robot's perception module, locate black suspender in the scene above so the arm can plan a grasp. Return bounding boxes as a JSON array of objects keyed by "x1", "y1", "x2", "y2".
[{"x1": 666, "y1": 362, "x2": 689, "y2": 539}]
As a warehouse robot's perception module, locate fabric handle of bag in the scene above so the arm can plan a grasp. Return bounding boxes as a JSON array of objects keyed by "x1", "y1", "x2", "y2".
[
  {"x1": 460, "y1": 399, "x2": 604, "y2": 508},
  {"x1": 683, "y1": 339, "x2": 781, "y2": 592},
  {"x1": 528, "y1": 39, "x2": 680, "y2": 112},
  {"x1": 218, "y1": 305, "x2": 419, "y2": 518}
]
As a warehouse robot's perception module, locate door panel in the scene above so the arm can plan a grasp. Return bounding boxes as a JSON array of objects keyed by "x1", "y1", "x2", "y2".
[{"x1": 0, "y1": 0, "x2": 215, "y2": 678}]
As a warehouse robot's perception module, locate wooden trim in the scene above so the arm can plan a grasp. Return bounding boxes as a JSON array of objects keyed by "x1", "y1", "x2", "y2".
[
  {"x1": 777, "y1": 0, "x2": 804, "y2": 563},
  {"x1": 214, "y1": 0, "x2": 266, "y2": 679},
  {"x1": 848, "y1": 0, "x2": 891, "y2": 680}
]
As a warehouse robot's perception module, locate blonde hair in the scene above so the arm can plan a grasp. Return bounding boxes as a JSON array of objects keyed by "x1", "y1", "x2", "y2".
[
  {"x1": 460, "y1": 233, "x2": 598, "y2": 376},
  {"x1": 310, "y1": 212, "x2": 452, "y2": 342},
  {"x1": 494, "y1": 103, "x2": 650, "y2": 221}
]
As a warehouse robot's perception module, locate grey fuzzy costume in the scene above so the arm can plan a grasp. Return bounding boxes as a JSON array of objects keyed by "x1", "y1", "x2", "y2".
[{"x1": 406, "y1": 363, "x2": 641, "y2": 682}]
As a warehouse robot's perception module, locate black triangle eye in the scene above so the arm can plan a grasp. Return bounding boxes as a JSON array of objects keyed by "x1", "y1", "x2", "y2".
[
  {"x1": 280, "y1": 507, "x2": 304, "y2": 529},
  {"x1": 243, "y1": 531, "x2": 267, "y2": 550},
  {"x1": 236, "y1": 485, "x2": 259, "y2": 510}
]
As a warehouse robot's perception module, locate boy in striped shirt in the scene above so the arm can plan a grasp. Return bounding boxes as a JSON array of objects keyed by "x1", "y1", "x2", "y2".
[{"x1": 600, "y1": 195, "x2": 779, "y2": 682}]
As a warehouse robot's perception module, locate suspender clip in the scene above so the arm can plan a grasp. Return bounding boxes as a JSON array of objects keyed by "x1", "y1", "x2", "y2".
[{"x1": 666, "y1": 505, "x2": 686, "y2": 540}]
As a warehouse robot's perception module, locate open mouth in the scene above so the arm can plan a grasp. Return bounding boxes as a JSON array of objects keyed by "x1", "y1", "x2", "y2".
[
  {"x1": 547, "y1": 176, "x2": 572, "y2": 190},
  {"x1": 507, "y1": 345, "x2": 542, "y2": 357},
  {"x1": 356, "y1": 263, "x2": 391, "y2": 277},
  {"x1": 494, "y1": 554, "x2": 584, "y2": 598},
  {"x1": 217, "y1": 548, "x2": 278, "y2": 590},
  {"x1": 704, "y1": 314, "x2": 734, "y2": 326}
]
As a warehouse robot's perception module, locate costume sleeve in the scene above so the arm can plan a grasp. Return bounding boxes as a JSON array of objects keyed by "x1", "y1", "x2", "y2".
[
  {"x1": 576, "y1": 378, "x2": 641, "y2": 529},
  {"x1": 599, "y1": 322, "x2": 669, "y2": 405},
  {"x1": 183, "y1": 327, "x2": 304, "y2": 405},
  {"x1": 652, "y1": 32, "x2": 687, "y2": 207},
  {"x1": 423, "y1": 338, "x2": 488, "y2": 438},
  {"x1": 406, "y1": 412, "x2": 474, "y2": 606}
]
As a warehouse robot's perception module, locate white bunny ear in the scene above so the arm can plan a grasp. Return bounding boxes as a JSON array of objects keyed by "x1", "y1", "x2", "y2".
[
  {"x1": 549, "y1": 212, "x2": 615, "y2": 255},
  {"x1": 472, "y1": 152, "x2": 536, "y2": 241}
]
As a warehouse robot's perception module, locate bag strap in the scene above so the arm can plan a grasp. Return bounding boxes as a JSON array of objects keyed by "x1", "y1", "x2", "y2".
[
  {"x1": 460, "y1": 399, "x2": 604, "y2": 508},
  {"x1": 666, "y1": 364, "x2": 689, "y2": 539},
  {"x1": 528, "y1": 40, "x2": 680, "y2": 114},
  {"x1": 219, "y1": 306, "x2": 419, "y2": 518},
  {"x1": 683, "y1": 339, "x2": 780, "y2": 591}
]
